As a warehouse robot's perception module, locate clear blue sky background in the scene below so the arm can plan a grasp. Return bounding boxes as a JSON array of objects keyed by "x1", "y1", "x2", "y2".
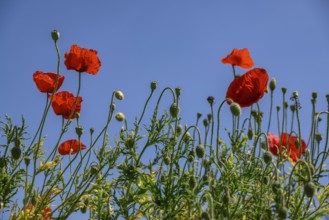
[{"x1": 1, "y1": 0, "x2": 329, "y2": 219}]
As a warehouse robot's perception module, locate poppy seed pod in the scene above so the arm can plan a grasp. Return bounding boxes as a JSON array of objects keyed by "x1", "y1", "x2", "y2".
[
  {"x1": 75, "y1": 126, "x2": 84, "y2": 137},
  {"x1": 315, "y1": 133, "x2": 323, "y2": 142},
  {"x1": 169, "y1": 103, "x2": 180, "y2": 118},
  {"x1": 51, "y1": 30, "x2": 60, "y2": 41},
  {"x1": 24, "y1": 156, "x2": 31, "y2": 167},
  {"x1": 195, "y1": 144, "x2": 205, "y2": 158},
  {"x1": 197, "y1": 112, "x2": 202, "y2": 119},
  {"x1": 230, "y1": 102, "x2": 241, "y2": 116},
  {"x1": 203, "y1": 119, "x2": 209, "y2": 127},
  {"x1": 114, "y1": 91, "x2": 124, "y2": 100},
  {"x1": 269, "y1": 77, "x2": 276, "y2": 91},
  {"x1": 11, "y1": 146, "x2": 21, "y2": 160},
  {"x1": 183, "y1": 132, "x2": 192, "y2": 143},
  {"x1": 207, "y1": 96, "x2": 214, "y2": 105},
  {"x1": 150, "y1": 81, "x2": 158, "y2": 91},
  {"x1": 304, "y1": 181, "x2": 316, "y2": 198},
  {"x1": 115, "y1": 112, "x2": 125, "y2": 122},
  {"x1": 292, "y1": 91, "x2": 299, "y2": 99},
  {"x1": 175, "y1": 87, "x2": 181, "y2": 97},
  {"x1": 281, "y1": 87, "x2": 287, "y2": 94}
]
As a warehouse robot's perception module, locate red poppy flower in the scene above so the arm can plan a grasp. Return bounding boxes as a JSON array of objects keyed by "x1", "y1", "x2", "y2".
[
  {"x1": 268, "y1": 133, "x2": 307, "y2": 162},
  {"x1": 221, "y1": 48, "x2": 254, "y2": 69},
  {"x1": 226, "y1": 68, "x2": 269, "y2": 107},
  {"x1": 42, "y1": 207, "x2": 53, "y2": 220},
  {"x1": 33, "y1": 71, "x2": 64, "y2": 93},
  {"x1": 64, "y1": 44, "x2": 101, "y2": 75},
  {"x1": 58, "y1": 139, "x2": 87, "y2": 155},
  {"x1": 50, "y1": 91, "x2": 83, "y2": 119}
]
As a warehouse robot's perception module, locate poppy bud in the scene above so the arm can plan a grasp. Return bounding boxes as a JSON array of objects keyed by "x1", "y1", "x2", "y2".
[
  {"x1": 90, "y1": 163, "x2": 100, "y2": 175},
  {"x1": 281, "y1": 87, "x2": 287, "y2": 94},
  {"x1": 175, "y1": 87, "x2": 181, "y2": 97},
  {"x1": 272, "y1": 181, "x2": 281, "y2": 194},
  {"x1": 75, "y1": 126, "x2": 84, "y2": 137},
  {"x1": 304, "y1": 181, "x2": 316, "y2": 198},
  {"x1": 269, "y1": 78, "x2": 276, "y2": 91},
  {"x1": 312, "y1": 92, "x2": 317, "y2": 100},
  {"x1": 230, "y1": 102, "x2": 241, "y2": 116},
  {"x1": 115, "y1": 112, "x2": 125, "y2": 122},
  {"x1": 150, "y1": 81, "x2": 158, "y2": 91},
  {"x1": 90, "y1": 127, "x2": 95, "y2": 134},
  {"x1": 247, "y1": 129, "x2": 253, "y2": 140},
  {"x1": 284, "y1": 101, "x2": 288, "y2": 109},
  {"x1": 187, "y1": 154, "x2": 194, "y2": 163},
  {"x1": 290, "y1": 104, "x2": 296, "y2": 112},
  {"x1": 0, "y1": 157, "x2": 6, "y2": 168},
  {"x1": 114, "y1": 90, "x2": 124, "y2": 100},
  {"x1": 200, "y1": 211, "x2": 210, "y2": 220},
  {"x1": 80, "y1": 204, "x2": 87, "y2": 214},
  {"x1": 176, "y1": 124, "x2": 183, "y2": 136},
  {"x1": 163, "y1": 155, "x2": 171, "y2": 165},
  {"x1": 169, "y1": 103, "x2": 180, "y2": 118},
  {"x1": 24, "y1": 156, "x2": 31, "y2": 167},
  {"x1": 207, "y1": 96, "x2": 214, "y2": 105},
  {"x1": 197, "y1": 112, "x2": 202, "y2": 119},
  {"x1": 276, "y1": 106, "x2": 281, "y2": 111},
  {"x1": 315, "y1": 133, "x2": 322, "y2": 142},
  {"x1": 196, "y1": 144, "x2": 205, "y2": 158},
  {"x1": 263, "y1": 151, "x2": 272, "y2": 164},
  {"x1": 203, "y1": 119, "x2": 209, "y2": 127},
  {"x1": 326, "y1": 94, "x2": 329, "y2": 103},
  {"x1": 11, "y1": 146, "x2": 21, "y2": 160},
  {"x1": 125, "y1": 138, "x2": 135, "y2": 149},
  {"x1": 277, "y1": 206, "x2": 288, "y2": 219},
  {"x1": 223, "y1": 190, "x2": 231, "y2": 205},
  {"x1": 51, "y1": 30, "x2": 60, "y2": 42},
  {"x1": 189, "y1": 176, "x2": 196, "y2": 189},
  {"x1": 183, "y1": 132, "x2": 192, "y2": 143}
]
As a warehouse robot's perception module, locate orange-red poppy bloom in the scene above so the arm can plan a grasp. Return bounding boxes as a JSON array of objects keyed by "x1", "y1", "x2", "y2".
[
  {"x1": 50, "y1": 91, "x2": 83, "y2": 119},
  {"x1": 64, "y1": 44, "x2": 101, "y2": 75},
  {"x1": 58, "y1": 139, "x2": 87, "y2": 155},
  {"x1": 33, "y1": 71, "x2": 64, "y2": 93},
  {"x1": 221, "y1": 48, "x2": 254, "y2": 69},
  {"x1": 268, "y1": 133, "x2": 307, "y2": 162},
  {"x1": 226, "y1": 68, "x2": 268, "y2": 107}
]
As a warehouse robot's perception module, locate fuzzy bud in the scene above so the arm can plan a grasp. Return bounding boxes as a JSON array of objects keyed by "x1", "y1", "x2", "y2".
[
  {"x1": 183, "y1": 132, "x2": 192, "y2": 143},
  {"x1": 304, "y1": 181, "x2": 316, "y2": 198},
  {"x1": 169, "y1": 103, "x2": 180, "y2": 118},
  {"x1": 269, "y1": 78, "x2": 276, "y2": 91},
  {"x1": 90, "y1": 164, "x2": 100, "y2": 175},
  {"x1": 114, "y1": 90, "x2": 124, "y2": 100},
  {"x1": 176, "y1": 124, "x2": 183, "y2": 136},
  {"x1": 247, "y1": 129, "x2": 254, "y2": 140},
  {"x1": 312, "y1": 92, "x2": 317, "y2": 100},
  {"x1": 277, "y1": 206, "x2": 288, "y2": 219},
  {"x1": 230, "y1": 102, "x2": 241, "y2": 116},
  {"x1": 51, "y1": 30, "x2": 60, "y2": 42},
  {"x1": 163, "y1": 155, "x2": 171, "y2": 165},
  {"x1": 11, "y1": 146, "x2": 21, "y2": 160},
  {"x1": 203, "y1": 119, "x2": 209, "y2": 127},
  {"x1": 263, "y1": 151, "x2": 272, "y2": 164},
  {"x1": 90, "y1": 127, "x2": 95, "y2": 134},
  {"x1": 115, "y1": 112, "x2": 125, "y2": 122},
  {"x1": 195, "y1": 144, "x2": 205, "y2": 158},
  {"x1": 292, "y1": 91, "x2": 299, "y2": 99},
  {"x1": 197, "y1": 112, "x2": 202, "y2": 119},
  {"x1": 290, "y1": 104, "x2": 296, "y2": 112},
  {"x1": 110, "y1": 102, "x2": 116, "y2": 112}
]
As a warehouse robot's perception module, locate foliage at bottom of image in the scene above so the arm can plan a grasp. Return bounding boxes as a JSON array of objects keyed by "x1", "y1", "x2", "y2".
[{"x1": 0, "y1": 31, "x2": 329, "y2": 219}]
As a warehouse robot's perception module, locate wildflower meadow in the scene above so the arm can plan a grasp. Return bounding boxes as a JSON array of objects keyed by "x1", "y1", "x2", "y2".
[{"x1": 0, "y1": 30, "x2": 329, "y2": 220}]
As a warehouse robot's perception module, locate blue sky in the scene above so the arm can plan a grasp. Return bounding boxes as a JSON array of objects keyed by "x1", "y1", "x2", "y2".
[{"x1": 1, "y1": 0, "x2": 329, "y2": 218}]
